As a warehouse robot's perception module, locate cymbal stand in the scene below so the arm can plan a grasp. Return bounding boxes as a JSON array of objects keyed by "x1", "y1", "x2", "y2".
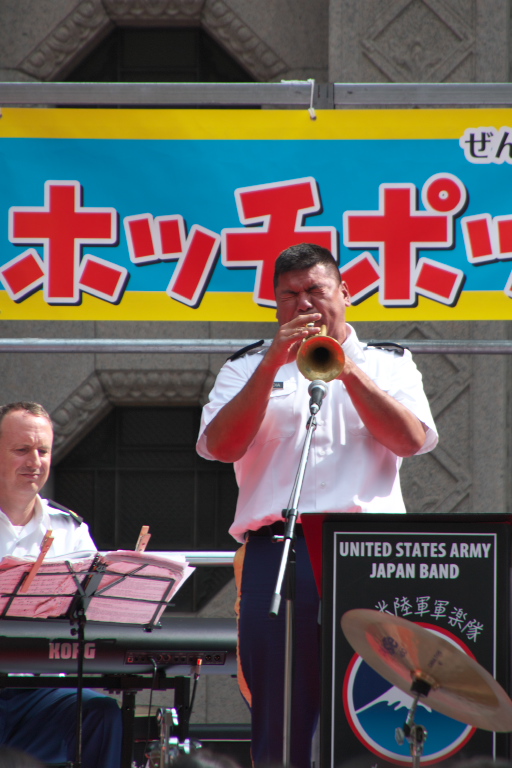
[
  {"x1": 146, "y1": 706, "x2": 199, "y2": 767},
  {"x1": 269, "y1": 405, "x2": 321, "y2": 768},
  {"x1": 395, "y1": 678, "x2": 430, "y2": 768}
]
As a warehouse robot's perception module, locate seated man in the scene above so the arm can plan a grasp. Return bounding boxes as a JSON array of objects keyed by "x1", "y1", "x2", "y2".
[{"x1": 0, "y1": 401, "x2": 122, "y2": 768}]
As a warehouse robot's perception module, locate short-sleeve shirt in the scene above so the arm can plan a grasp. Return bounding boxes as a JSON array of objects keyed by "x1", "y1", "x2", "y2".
[
  {"x1": 197, "y1": 325, "x2": 438, "y2": 543},
  {"x1": 0, "y1": 496, "x2": 96, "y2": 559}
]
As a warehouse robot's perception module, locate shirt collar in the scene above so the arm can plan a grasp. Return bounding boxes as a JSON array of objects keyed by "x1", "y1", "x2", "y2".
[{"x1": 0, "y1": 495, "x2": 45, "y2": 533}]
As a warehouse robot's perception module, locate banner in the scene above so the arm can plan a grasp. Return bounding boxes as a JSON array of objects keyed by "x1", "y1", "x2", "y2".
[
  {"x1": 1, "y1": 107, "x2": 512, "y2": 321},
  {"x1": 315, "y1": 515, "x2": 512, "y2": 767}
]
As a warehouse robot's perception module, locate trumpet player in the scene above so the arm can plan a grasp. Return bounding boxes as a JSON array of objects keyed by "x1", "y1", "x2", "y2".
[{"x1": 196, "y1": 242, "x2": 438, "y2": 768}]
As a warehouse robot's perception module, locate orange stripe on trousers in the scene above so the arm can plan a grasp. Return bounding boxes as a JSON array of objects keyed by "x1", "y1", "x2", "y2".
[{"x1": 233, "y1": 543, "x2": 252, "y2": 708}]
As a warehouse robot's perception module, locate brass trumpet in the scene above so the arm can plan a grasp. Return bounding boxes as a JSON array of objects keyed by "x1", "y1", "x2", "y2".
[{"x1": 296, "y1": 324, "x2": 345, "y2": 382}]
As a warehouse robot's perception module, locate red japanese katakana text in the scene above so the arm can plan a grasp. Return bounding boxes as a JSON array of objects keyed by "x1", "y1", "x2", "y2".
[
  {"x1": 124, "y1": 213, "x2": 220, "y2": 307},
  {"x1": 343, "y1": 174, "x2": 467, "y2": 306},
  {"x1": 222, "y1": 177, "x2": 337, "y2": 307},
  {"x1": 5, "y1": 181, "x2": 125, "y2": 304}
]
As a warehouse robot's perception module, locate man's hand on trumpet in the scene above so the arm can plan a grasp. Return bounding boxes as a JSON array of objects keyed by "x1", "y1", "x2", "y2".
[{"x1": 260, "y1": 312, "x2": 322, "y2": 371}]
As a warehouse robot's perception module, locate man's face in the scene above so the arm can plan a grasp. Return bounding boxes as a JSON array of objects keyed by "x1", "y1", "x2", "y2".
[
  {"x1": 275, "y1": 264, "x2": 351, "y2": 342},
  {"x1": 0, "y1": 410, "x2": 53, "y2": 502}
]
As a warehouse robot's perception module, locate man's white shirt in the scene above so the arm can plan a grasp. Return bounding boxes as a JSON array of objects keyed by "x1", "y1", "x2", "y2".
[
  {"x1": 0, "y1": 496, "x2": 96, "y2": 559},
  {"x1": 197, "y1": 325, "x2": 438, "y2": 543}
]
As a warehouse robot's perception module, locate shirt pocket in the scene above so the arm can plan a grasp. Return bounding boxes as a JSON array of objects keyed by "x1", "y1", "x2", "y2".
[{"x1": 253, "y1": 379, "x2": 298, "y2": 443}]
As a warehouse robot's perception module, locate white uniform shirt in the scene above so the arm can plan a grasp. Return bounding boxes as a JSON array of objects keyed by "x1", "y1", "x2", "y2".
[
  {"x1": 197, "y1": 325, "x2": 438, "y2": 543},
  {"x1": 0, "y1": 496, "x2": 96, "y2": 559}
]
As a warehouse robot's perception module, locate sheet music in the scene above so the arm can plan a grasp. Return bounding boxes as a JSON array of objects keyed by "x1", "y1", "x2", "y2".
[
  {"x1": 0, "y1": 551, "x2": 194, "y2": 623},
  {"x1": 0, "y1": 557, "x2": 96, "y2": 618},
  {"x1": 104, "y1": 549, "x2": 190, "y2": 574},
  {"x1": 86, "y1": 554, "x2": 194, "y2": 623}
]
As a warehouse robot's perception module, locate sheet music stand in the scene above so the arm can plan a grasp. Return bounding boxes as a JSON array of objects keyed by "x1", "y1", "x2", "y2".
[{"x1": 0, "y1": 553, "x2": 189, "y2": 768}]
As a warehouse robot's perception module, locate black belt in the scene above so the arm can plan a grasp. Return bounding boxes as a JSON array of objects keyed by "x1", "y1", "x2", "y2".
[{"x1": 248, "y1": 521, "x2": 304, "y2": 538}]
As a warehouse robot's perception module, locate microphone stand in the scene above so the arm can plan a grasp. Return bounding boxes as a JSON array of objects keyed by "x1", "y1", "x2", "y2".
[{"x1": 269, "y1": 380, "x2": 327, "y2": 768}]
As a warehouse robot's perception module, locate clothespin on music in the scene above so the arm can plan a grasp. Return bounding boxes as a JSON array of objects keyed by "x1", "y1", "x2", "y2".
[
  {"x1": 20, "y1": 529, "x2": 54, "y2": 593},
  {"x1": 135, "y1": 525, "x2": 151, "y2": 552}
]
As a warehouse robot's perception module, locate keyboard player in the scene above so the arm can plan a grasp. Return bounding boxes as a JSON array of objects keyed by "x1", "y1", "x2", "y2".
[{"x1": 0, "y1": 402, "x2": 122, "y2": 768}]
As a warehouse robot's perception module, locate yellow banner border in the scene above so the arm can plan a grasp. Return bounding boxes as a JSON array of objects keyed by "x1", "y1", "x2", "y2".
[
  {"x1": 0, "y1": 291, "x2": 509, "y2": 323},
  {"x1": 2, "y1": 107, "x2": 512, "y2": 141}
]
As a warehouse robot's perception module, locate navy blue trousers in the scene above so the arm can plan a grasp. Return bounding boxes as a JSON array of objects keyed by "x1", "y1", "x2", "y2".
[
  {"x1": 237, "y1": 534, "x2": 321, "y2": 768},
  {"x1": 0, "y1": 688, "x2": 122, "y2": 767}
]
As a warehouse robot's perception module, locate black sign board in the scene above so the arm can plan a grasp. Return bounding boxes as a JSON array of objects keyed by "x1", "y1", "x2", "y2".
[{"x1": 302, "y1": 513, "x2": 512, "y2": 768}]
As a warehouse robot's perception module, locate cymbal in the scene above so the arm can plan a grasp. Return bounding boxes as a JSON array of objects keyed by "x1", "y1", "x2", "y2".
[{"x1": 341, "y1": 608, "x2": 512, "y2": 732}]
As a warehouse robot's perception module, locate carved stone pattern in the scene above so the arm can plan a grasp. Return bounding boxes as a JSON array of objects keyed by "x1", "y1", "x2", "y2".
[
  {"x1": 51, "y1": 368, "x2": 215, "y2": 461},
  {"x1": 19, "y1": 0, "x2": 110, "y2": 81},
  {"x1": 396, "y1": 322, "x2": 472, "y2": 514},
  {"x1": 203, "y1": 0, "x2": 287, "y2": 82},
  {"x1": 51, "y1": 372, "x2": 111, "y2": 460},
  {"x1": 17, "y1": 0, "x2": 286, "y2": 84},
  {"x1": 98, "y1": 369, "x2": 214, "y2": 403},
  {"x1": 103, "y1": 0, "x2": 204, "y2": 23},
  {"x1": 361, "y1": 0, "x2": 475, "y2": 83}
]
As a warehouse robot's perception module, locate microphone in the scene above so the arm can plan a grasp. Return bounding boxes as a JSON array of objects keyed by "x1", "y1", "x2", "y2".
[{"x1": 308, "y1": 379, "x2": 328, "y2": 415}]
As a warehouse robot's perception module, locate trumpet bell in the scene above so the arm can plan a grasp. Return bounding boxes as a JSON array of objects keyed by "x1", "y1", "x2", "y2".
[{"x1": 297, "y1": 328, "x2": 345, "y2": 383}]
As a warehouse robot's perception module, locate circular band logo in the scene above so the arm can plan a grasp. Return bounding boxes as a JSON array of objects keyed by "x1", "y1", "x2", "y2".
[{"x1": 342, "y1": 623, "x2": 476, "y2": 765}]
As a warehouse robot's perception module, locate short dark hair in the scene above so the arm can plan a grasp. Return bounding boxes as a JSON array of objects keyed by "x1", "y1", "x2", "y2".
[
  {"x1": 0, "y1": 402, "x2": 52, "y2": 436},
  {"x1": 274, "y1": 243, "x2": 341, "y2": 288}
]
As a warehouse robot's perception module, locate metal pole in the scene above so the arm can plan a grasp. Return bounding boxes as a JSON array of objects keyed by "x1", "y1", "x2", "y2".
[
  {"x1": 1, "y1": 338, "x2": 512, "y2": 355},
  {"x1": 269, "y1": 405, "x2": 322, "y2": 767},
  {"x1": 4, "y1": 81, "x2": 512, "y2": 108}
]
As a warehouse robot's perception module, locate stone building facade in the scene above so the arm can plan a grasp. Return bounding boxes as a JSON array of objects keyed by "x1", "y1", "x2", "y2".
[{"x1": 0, "y1": 0, "x2": 511, "y2": 738}]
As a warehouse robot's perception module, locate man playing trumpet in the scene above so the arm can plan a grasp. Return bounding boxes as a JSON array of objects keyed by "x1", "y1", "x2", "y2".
[{"x1": 196, "y1": 243, "x2": 438, "y2": 768}]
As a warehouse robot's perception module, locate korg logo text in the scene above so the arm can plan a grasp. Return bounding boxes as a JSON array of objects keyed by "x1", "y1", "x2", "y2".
[{"x1": 49, "y1": 642, "x2": 96, "y2": 660}]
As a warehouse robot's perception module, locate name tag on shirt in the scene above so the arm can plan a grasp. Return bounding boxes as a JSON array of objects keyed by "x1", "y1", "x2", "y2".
[{"x1": 273, "y1": 382, "x2": 284, "y2": 389}]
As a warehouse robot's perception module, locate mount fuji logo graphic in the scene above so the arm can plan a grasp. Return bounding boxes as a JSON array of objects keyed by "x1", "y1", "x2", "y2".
[{"x1": 342, "y1": 624, "x2": 475, "y2": 765}]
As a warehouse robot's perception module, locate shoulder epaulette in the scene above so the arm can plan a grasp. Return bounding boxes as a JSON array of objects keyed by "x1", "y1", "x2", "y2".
[
  {"x1": 46, "y1": 499, "x2": 83, "y2": 525},
  {"x1": 228, "y1": 339, "x2": 265, "y2": 362},
  {"x1": 365, "y1": 341, "x2": 407, "y2": 356}
]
